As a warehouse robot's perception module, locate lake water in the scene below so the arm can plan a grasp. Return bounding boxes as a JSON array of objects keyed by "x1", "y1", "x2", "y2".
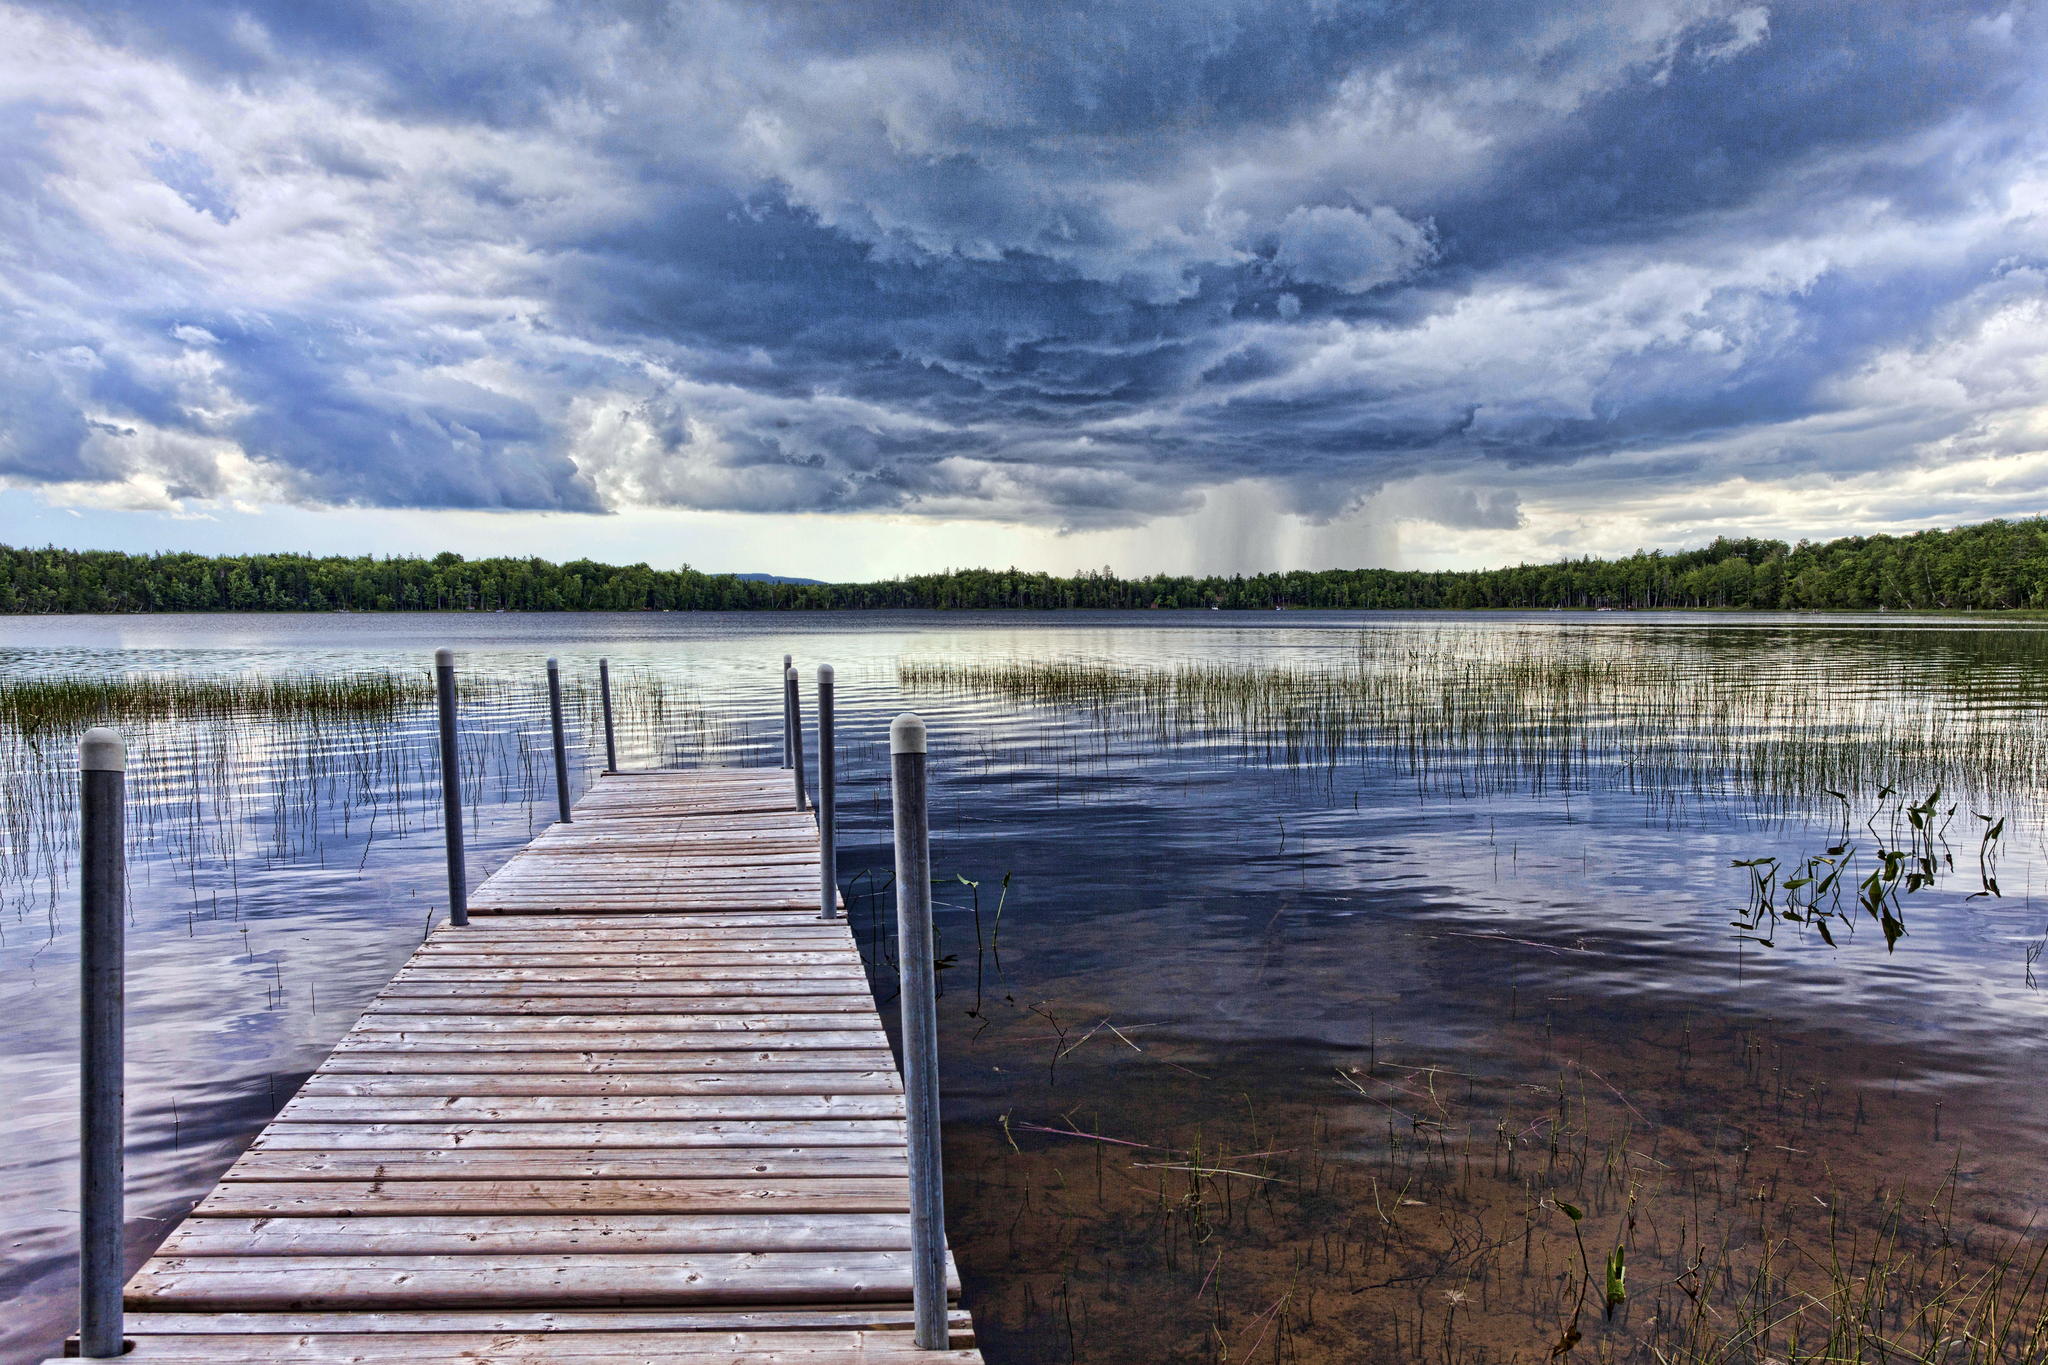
[{"x1": 3, "y1": 611, "x2": 2046, "y2": 1363}]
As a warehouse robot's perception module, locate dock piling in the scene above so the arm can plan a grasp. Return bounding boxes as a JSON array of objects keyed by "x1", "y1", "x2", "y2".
[
  {"x1": 890, "y1": 713, "x2": 948, "y2": 1350},
  {"x1": 434, "y1": 649, "x2": 467, "y2": 927},
  {"x1": 78, "y1": 727, "x2": 126, "y2": 1359},
  {"x1": 598, "y1": 657, "x2": 618, "y2": 773},
  {"x1": 546, "y1": 657, "x2": 572, "y2": 824},
  {"x1": 786, "y1": 667, "x2": 806, "y2": 810},
  {"x1": 817, "y1": 663, "x2": 837, "y2": 920},
  {"x1": 781, "y1": 653, "x2": 795, "y2": 767}
]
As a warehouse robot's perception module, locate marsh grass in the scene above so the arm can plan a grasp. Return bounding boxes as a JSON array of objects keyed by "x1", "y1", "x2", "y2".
[
  {"x1": 901, "y1": 630, "x2": 2048, "y2": 815},
  {"x1": 0, "y1": 665, "x2": 720, "y2": 900},
  {"x1": 0, "y1": 670, "x2": 436, "y2": 731}
]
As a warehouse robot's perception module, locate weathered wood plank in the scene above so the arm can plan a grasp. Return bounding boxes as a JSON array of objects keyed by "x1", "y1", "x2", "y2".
[
  {"x1": 351, "y1": 1014, "x2": 870, "y2": 1034},
  {"x1": 128, "y1": 1251, "x2": 952, "y2": 1309},
  {"x1": 378, "y1": 981, "x2": 871, "y2": 999},
  {"x1": 222, "y1": 1150, "x2": 909, "y2": 1182},
  {"x1": 114, "y1": 1331, "x2": 982, "y2": 1362},
  {"x1": 313, "y1": 1050, "x2": 898, "y2": 1075},
  {"x1": 391, "y1": 967, "x2": 868, "y2": 983},
  {"x1": 250, "y1": 1120, "x2": 906, "y2": 1149},
  {"x1": 428, "y1": 921, "x2": 849, "y2": 935},
  {"x1": 402, "y1": 959, "x2": 857, "y2": 973},
  {"x1": 300, "y1": 1072, "x2": 900, "y2": 1096},
  {"x1": 275, "y1": 1094, "x2": 905, "y2": 1123},
  {"x1": 121, "y1": 1306, "x2": 972, "y2": 1333},
  {"x1": 160, "y1": 1214, "x2": 916, "y2": 1256},
  {"x1": 365, "y1": 995, "x2": 874, "y2": 1015},
  {"x1": 193, "y1": 1178, "x2": 913, "y2": 1217},
  {"x1": 436, "y1": 916, "x2": 843, "y2": 941},
  {"x1": 334, "y1": 1030, "x2": 890, "y2": 1052}
]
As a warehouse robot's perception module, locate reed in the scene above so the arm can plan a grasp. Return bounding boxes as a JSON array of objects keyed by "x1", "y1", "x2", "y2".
[
  {"x1": 901, "y1": 630, "x2": 2048, "y2": 815},
  {"x1": 0, "y1": 671, "x2": 432, "y2": 732}
]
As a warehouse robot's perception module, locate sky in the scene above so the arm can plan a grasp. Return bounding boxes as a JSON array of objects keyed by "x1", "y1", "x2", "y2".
[{"x1": 2, "y1": 2, "x2": 2046, "y2": 579}]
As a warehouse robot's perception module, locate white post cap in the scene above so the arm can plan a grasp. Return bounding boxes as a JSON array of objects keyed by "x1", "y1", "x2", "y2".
[
  {"x1": 546, "y1": 656, "x2": 559, "y2": 668},
  {"x1": 80, "y1": 727, "x2": 126, "y2": 772},
  {"x1": 785, "y1": 666, "x2": 798, "y2": 681},
  {"x1": 890, "y1": 713, "x2": 927, "y2": 755},
  {"x1": 817, "y1": 662, "x2": 834, "y2": 681},
  {"x1": 434, "y1": 647, "x2": 454, "y2": 667}
]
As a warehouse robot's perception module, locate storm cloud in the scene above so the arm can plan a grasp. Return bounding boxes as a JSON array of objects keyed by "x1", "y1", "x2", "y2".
[{"x1": 2, "y1": 1, "x2": 2045, "y2": 542}]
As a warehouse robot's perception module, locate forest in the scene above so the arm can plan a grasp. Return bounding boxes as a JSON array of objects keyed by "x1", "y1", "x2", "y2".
[{"x1": 5, "y1": 516, "x2": 2048, "y2": 614}]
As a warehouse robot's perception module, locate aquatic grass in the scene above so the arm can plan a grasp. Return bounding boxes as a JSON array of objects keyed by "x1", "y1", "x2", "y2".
[
  {"x1": 900, "y1": 628, "x2": 2048, "y2": 816},
  {"x1": 0, "y1": 667, "x2": 718, "y2": 894},
  {"x1": 0, "y1": 670, "x2": 434, "y2": 732},
  {"x1": 942, "y1": 1014, "x2": 2048, "y2": 1364}
]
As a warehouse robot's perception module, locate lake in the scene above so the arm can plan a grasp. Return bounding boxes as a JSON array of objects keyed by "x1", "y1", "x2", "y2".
[{"x1": 4, "y1": 610, "x2": 2046, "y2": 1363}]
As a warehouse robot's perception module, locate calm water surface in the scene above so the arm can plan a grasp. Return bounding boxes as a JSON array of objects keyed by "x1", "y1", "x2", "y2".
[{"x1": 3, "y1": 611, "x2": 2045, "y2": 1363}]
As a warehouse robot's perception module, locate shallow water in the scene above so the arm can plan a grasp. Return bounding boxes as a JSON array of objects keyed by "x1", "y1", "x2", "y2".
[{"x1": 3, "y1": 610, "x2": 2046, "y2": 1363}]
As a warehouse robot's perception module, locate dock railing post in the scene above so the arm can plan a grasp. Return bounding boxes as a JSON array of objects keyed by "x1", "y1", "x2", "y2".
[
  {"x1": 817, "y1": 664, "x2": 836, "y2": 919},
  {"x1": 598, "y1": 657, "x2": 618, "y2": 773},
  {"x1": 781, "y1": 653, "x2": 795, "y2": 767},
  {"x1": 786, "y1": 667, "x2": 806, "y2": 810},
  {"x1": 891, "y1": 714, "x2": 948, "y2": 1350},
  {"x1": 435, "y1": 649, "x2": 467, "y2": 928},
  {"x1": 78, "y1": 727, "x2": 126, "y2": 1359},
  {"x1": 547, "y1": 657, "x2": 572, "y2": 824}
]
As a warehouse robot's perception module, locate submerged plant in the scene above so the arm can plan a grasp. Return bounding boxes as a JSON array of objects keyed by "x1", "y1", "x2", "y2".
[{"x1": 1731, "y1": 788, "x2": 2005, "y2": 953}]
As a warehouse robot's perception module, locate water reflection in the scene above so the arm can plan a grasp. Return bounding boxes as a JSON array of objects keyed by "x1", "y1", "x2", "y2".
[{"x1": 2, "y1": 611, "x2": 2045, "y2": 1362}]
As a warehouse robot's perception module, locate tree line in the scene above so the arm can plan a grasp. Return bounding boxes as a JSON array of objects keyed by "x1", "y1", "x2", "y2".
[{"x1": 6, "y1": 517, "x2": 2048, "y2": 614}]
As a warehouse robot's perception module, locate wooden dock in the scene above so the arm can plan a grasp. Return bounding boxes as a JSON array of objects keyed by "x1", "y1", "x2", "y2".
[{"x1": 117, "y1": 769, "x2": 983, "y2": 1362}]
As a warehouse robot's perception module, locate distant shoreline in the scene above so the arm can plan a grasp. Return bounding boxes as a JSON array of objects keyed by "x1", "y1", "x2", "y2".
[
  {"x1": 7, "y1": 516, "x2": 2048, "y2": 612},
  {"x1": 7, "y1": 605, "x2": 2048, "y2": 619}
]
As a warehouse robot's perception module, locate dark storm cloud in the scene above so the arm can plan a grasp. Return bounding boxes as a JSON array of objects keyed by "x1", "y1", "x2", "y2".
[{"x1": 3, "y1": 0, "x2": 2045, "y2": 530}]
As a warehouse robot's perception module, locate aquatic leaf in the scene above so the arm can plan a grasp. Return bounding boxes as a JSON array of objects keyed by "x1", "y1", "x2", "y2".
[
  {"x1": 1604, "y1": 1245, "x2": 1627, "y2": 1317},
  {"x1": 1814, "y1": 918, "x2": 1836, "y2": 947},
  {"x1": 1557, "y1": 1200, "x2": 1584, "y2": 1221}
]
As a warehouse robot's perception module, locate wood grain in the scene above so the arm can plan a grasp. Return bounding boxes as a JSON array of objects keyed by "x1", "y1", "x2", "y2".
[{"x1": 124, "y1": 768, "x2": 979, "y2": 1359}]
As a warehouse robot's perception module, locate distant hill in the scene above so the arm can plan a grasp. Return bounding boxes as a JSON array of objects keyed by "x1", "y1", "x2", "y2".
[{"x1": 7, "y1": 516, "x2": 2048, "y2": 612}]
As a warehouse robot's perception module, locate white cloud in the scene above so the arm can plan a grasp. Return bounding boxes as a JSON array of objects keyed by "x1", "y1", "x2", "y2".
[{"x1": 1271, "y1": 204, "x2": 1435, "y2": 294}]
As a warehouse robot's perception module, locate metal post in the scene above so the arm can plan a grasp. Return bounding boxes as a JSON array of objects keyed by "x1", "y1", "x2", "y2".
[
  {"x1": 434, "y1": 649, "x2": 467, "y2": 928},
  {"x1": 891, "y1": 714, "x2": 947, "y2": 1350},
  {"x1": 781, "y1": 653, "x2": 794, "y2": 767},
  {"x1": 598, "y1": 657, "x2": 618, "y2": 773},
  {"x1": 547, "y1": 657, "x2": 572, "y2": 824},
  {"x1": 817, "y1": 664, "x2": 836, "y2": 920},
  {"x1": 786, "y1": 667, "x2": 805, "y2": 811},
  {"x1": 78, "y1": 727, "x2": 126, "y2": 1359}
]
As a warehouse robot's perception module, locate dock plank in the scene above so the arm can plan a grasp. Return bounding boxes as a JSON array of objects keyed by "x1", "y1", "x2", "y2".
[{"x1": 123, "y1": 768, "x2": 979, "y2": 1360}]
